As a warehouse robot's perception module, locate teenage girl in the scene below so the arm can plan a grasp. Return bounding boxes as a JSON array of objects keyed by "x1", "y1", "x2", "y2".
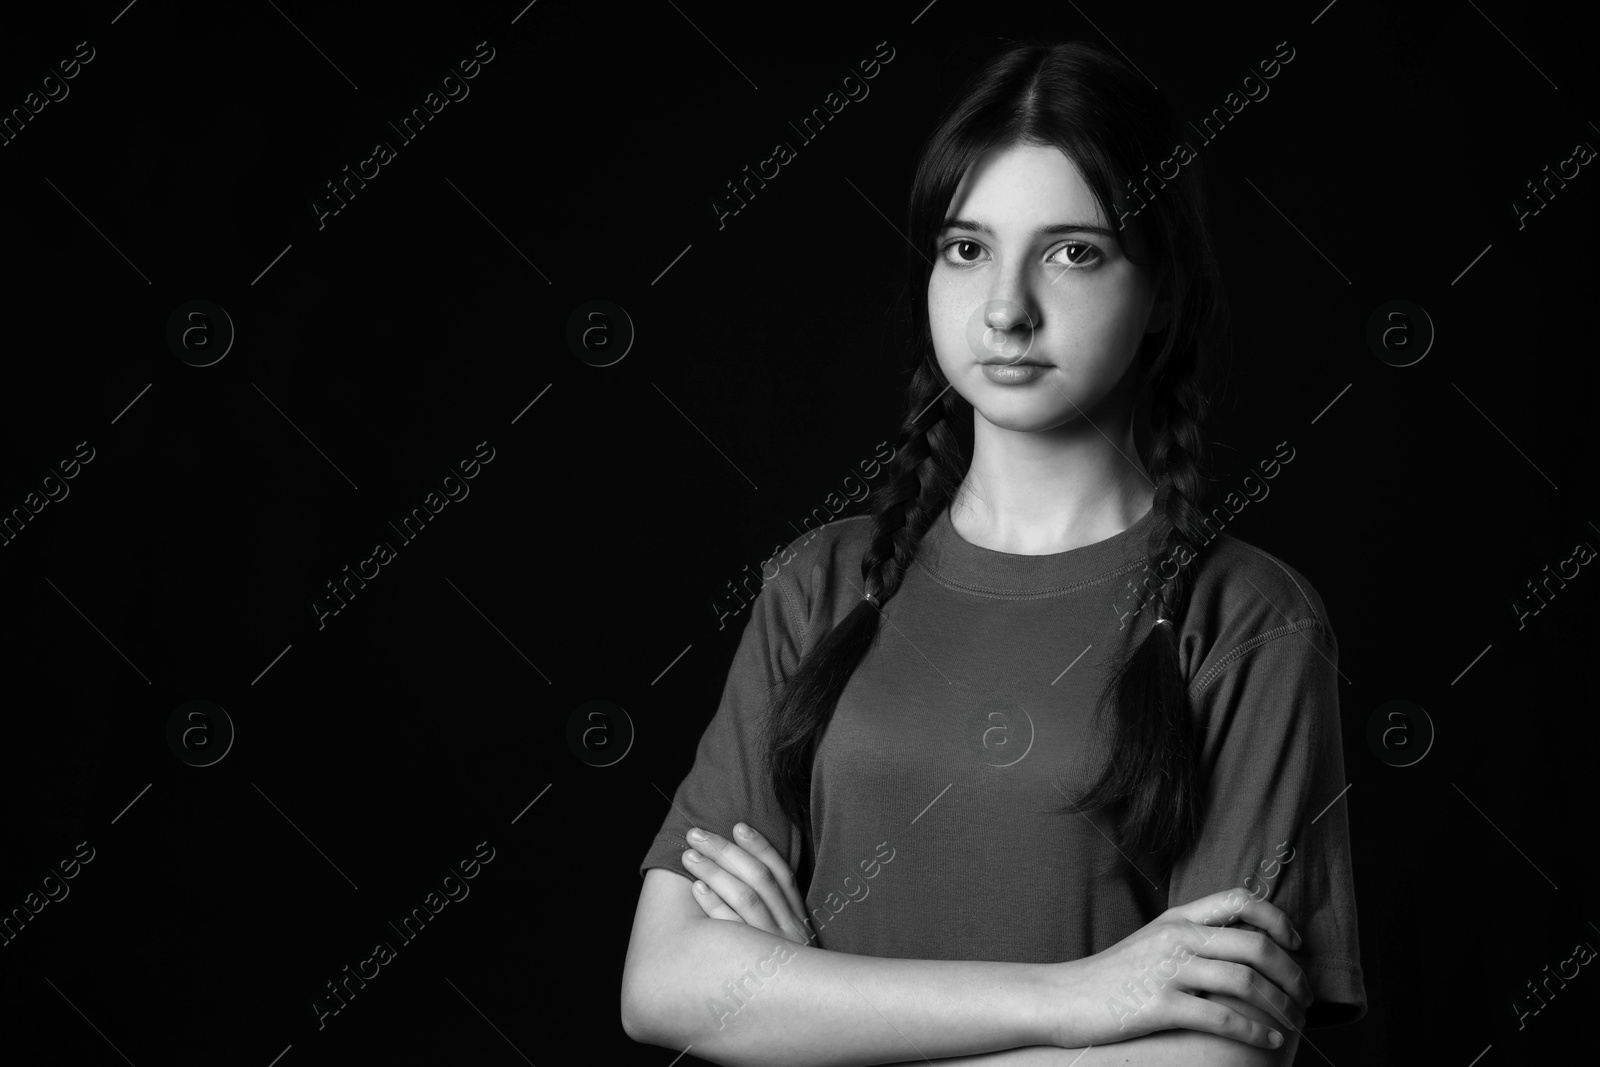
[{"x1": 623, "y1": 38, "x2": 1364, "y2": 1066}]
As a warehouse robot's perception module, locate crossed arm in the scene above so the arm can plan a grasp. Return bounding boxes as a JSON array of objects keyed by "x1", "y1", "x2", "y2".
[{"x1": 621, "y1": 823, "x2": 1308, "y2": 1067}]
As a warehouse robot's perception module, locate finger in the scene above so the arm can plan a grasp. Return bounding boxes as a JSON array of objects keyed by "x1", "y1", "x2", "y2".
[
  {"x1": 732, "y1": 822, "x2": 810, "y2": 932},
  {"x1": 1239, "y1": 973, "x2": 1309, "y2": 1034},
  {"x1": 1182, "y1": 925, "x2": 1314, "y2": 1009},
  {"x1": 689, "y1": 878, "x2": 748, "y2": 925},
  {"x1": 1166, "y1": 990, "x2": 1287, "y2": 1051},
  {"x1": 1174, "y1": 888, "x2": 1299, "y2": 952},
  {"x1": 1227, "y1": 898, "x2": 1303, "y2": 956},
  {"x1": 1179, "y1": 957, "x2": 1304, "y2": 1029},
  {"x1": 684, "y1": 829, "x2": 803, "y2": 941},
  {"x1": 696, "y1": 826, "x2": 812, "y2": 944},
  {"x1": 1226, "y1": 916, "x2": 1307, "y2": 1012},
  {"x1": 681, "y1": 847, "x2": 784, "y2": 935},
  {"x1": 1205, "y1": 992, "x2": 1304, "y2": 1052}
]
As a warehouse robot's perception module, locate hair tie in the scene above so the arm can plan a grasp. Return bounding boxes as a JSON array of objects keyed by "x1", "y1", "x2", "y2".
[
  {"x1": 1155, "y1": 617, "x2": 1172, "y2": 626},
  {"x1": 864, "y1": 591, "x2": 880, "y2": 607}
]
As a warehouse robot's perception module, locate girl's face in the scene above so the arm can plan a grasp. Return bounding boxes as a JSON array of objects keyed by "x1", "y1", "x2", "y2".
[{"x1": 928, "y1": 143, "x2": 1167, "y2": 433}]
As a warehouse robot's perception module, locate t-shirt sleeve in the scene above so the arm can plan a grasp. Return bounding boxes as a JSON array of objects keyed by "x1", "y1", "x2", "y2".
[
  {"x1": 1166, "y1": 618, "x2": 1368, "y2": 1027},
  {"x1": 637, "y1": 559, "x2": 808, "y2": 884}
]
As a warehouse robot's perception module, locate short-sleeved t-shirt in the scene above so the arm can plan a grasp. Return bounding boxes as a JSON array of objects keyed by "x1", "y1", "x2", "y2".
[{"x1": 639, "y1": 503, "x2": 1367, "y2": 1027}]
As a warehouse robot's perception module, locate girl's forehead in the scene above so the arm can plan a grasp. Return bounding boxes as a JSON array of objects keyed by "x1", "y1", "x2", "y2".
[
  {"x1": 942, "y1": 142, "x2": 1153, "y2": 260},
  {"x1": 948, "y1": 145, "x2": 1102, "y2": 223}
]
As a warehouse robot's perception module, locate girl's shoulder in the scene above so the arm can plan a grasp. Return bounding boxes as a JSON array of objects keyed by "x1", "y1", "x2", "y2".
[
  {"x1": 758, "y1": 514, "x2": 876, "y2": 636},
  {"x1": 1185, "y1": 529, "x2": 1338, "y2": 660},
  {"x1": 765, "y1": 512, "x2": 876, "y2": 585}
]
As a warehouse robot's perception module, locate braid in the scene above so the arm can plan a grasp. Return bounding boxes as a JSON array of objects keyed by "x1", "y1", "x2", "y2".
[
  {"x1": 1144, "y1": 372, "x2": 1212, "y2": 619},
  {"x1": 1069, "y1": 367, "x2": 1215, "y2": 880},
  {"x1": 764, "y1": 358, "x2": 964, "y2": 842},
  {"x1": 859, "y1": 360, "x2": 966, "y2": 603}
]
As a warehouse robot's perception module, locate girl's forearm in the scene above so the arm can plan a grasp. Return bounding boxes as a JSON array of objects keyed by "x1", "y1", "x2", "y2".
[
  {"x1": 887, "y1": 1050, "x2": 1084, "y2": 1066},
  {"x1": 887, "y1": 1024, "x2": 1299, "y2": 1066},
  {"x1": 626, "y1": 916, "x2": 1057, "y2": 1067},
  {"x1": 882, "y1": 1048, "x2": 1080, "y2": 1066}
]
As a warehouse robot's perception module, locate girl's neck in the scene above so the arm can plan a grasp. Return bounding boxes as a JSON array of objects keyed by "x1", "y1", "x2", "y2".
[{"x1": 950, "y1": 408, "x2": 1155, "y2": 556}]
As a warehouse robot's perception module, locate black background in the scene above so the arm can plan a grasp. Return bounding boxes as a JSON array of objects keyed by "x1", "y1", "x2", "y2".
[{"x1": 0, "y1": 0, "x2": 1594, "y2": 1064}]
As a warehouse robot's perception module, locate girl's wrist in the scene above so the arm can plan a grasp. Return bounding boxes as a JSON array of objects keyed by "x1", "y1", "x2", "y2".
[
  {"x1": 1034, "y1": 957, "x2": 1099, "y2": 1050},
  {"x1": 1029, "y1": 959, "x2": 1073, "y2": 1049}
]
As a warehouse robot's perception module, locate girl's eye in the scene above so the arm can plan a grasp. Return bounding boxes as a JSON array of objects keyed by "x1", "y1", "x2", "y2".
[
  {"x1": 1051, "y1": 242, "x2": 1102, "y2": 270},
  {"x1": 937, "y1": 239, "x2": 1104, "y2": 270},
  {"x1": 941, "y1": 238, "x2": 985, "y2": 264}
]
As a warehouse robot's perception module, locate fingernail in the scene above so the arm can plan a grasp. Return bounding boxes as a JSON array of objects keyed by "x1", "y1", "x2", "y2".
[
  {"x1": 1268, "y1": 1031, "x2": 1283, "y2": 1048},
  {"x1": 683, "y1": 849, "x2": 701, "y2": 862},
  {"x1": 687, "y1": 828, "x2": 707, "y2": 843},
  {"x1": 693, "y1": 880, "x2": 708, "y2": 894},
  {"x1": 735, "y1": 822, "x2": 750, "y2": 837},
  {"x1": 1291, "y1": 927, "x2": 1303, "y2": 949}
]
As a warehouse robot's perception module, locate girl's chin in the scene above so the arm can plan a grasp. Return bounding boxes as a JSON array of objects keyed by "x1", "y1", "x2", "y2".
[{"x1": 974, "y1": 405, "x2": 1079, "y2": 432}]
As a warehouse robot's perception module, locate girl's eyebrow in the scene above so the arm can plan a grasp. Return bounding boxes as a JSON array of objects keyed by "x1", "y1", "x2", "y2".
[{"x1": 940, "y1": 217, "x2": 1118, "y2": 240}]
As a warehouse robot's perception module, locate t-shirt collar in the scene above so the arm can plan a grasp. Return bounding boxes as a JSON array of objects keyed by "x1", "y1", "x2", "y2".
[{"x1": 916, "y1": 500, "x2": 1157, "y2": 597}]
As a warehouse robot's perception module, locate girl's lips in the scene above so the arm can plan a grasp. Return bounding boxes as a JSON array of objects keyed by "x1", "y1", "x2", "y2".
[{"x1": 981, "y1": 363, "x2": 1050, "y2": 384}]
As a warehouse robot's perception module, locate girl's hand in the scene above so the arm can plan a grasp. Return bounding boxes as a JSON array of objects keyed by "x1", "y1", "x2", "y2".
[
  {"x1": 1046, "y1": 887, "x2": 1314, "y2": 1051},
  {"x1": 681, "y1": 822, "x2": 815, "y2": 947}
]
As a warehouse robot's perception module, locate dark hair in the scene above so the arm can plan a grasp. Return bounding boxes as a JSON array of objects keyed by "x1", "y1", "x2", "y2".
[{"x1": 763, "y1": 39, "x2": 1229, "y2": 880}]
